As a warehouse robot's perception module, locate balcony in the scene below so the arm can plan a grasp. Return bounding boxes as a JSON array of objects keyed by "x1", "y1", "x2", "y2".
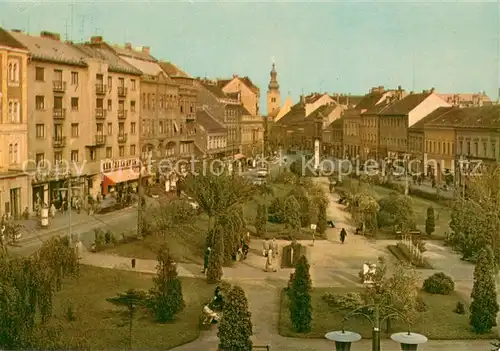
[
  {"x1": 52, "y1": 136, "x2": 66, "y2": 148},
  {"x1": 95, "y1": 108, "x2": 106, "y2": 119},
  {"x1": 96, "y1": 84, "x2": 107, "y2": 95},
  {"x1": 95, "y1": 134, "x2": 106, "y2": 146},
  {"x1": 53, "y1": 108, "x2": 66, "y2": 119},
  {"x1": 117, "y1": 86, "x2": 128, "y2": 97},
  {"x1": 117, "y1": 109, "x2": 128, "y2": 119},
  {"x1": 185, "y1": 112, "x2": 196, "y2": 121},
  {"x1": 53, "y1": 81, "x2": 66, "y2": 93},
  {"x1": 117, "y1": 133, "x2": 128, "y2": 143}
]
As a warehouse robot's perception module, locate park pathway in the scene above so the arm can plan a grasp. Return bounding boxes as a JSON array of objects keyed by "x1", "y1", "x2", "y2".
[{"x1": 77, "y1": 178, "x2": 496, "y2": 350}]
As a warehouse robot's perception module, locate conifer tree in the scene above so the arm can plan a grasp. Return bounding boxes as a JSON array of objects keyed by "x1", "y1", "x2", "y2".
[
  {"x1": 218, "y1": 285, "x2": 253, "y2": 351},
  {"x1": 284, "y1": 195, "x2": 301, "y2": 231},
  {"x1": 316, "y1": 201, "x2": 328, "y2": 237},
  {"x1": 207, "y1": 225, "x2": 224, "y2": 283},
  {"x1": 149, "y1": 245, "x2": 185, "y2": 322},
  {"x1": 289, "y1": 255, "x2": 312, "y2": 332},
  {"x1": 470, "y1": 246, "x2": 499, "y2": 333},
  {"x1": 425, "y1": 206, "x2": 435, "y2": 235}
]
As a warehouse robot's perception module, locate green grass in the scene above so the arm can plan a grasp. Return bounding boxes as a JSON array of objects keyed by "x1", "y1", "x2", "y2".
[
  {"x1": 338, "y1": 179, "x2": 451, "y2": 239},
  {"x1": 105, "y1": 216, "x2": 209, "y2": 263},
  {"x1": 52, "y1": 265, "x2": 214, "y2": 350},
  {"x1": 106, "y1": 182, "x2": 314, "y2": 261},
  {"x1": 279, "y1": 287, "x2": 497, "y2": 340}
]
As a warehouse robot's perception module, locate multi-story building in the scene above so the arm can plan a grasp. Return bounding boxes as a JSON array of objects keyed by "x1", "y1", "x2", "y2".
[
  {"x1": 218, "y1": 75, "x2": 260, "y2": 116},
  {"x1": 0, "y1": 28, "x2": 30, "y2": 217},
  {"x1": 378, "y1": 90, "x2": 450, "y2": 160},
  {"x1": 196, "y1": 107, "x2": 229, "y2": 160},
  {"x1": 322, "y1": 117, "x2": 343, "y2": 157},
  {"x1": 9, "y1": 30, "x2": 101, "y2": 209},
  {"x1": 73, "y1": 36, "x2": 142, "y2": 197},
  {"x1": 240, "y1": 112, "x2": 264, "y2": 159},
  {"x1": 455, "y1": 105, "x2": 500, "y2": 165},
  {"x1": 437, "y1": 92, "x2": 491, "y2": 107},
  {"x1": 408, "y1": 106, "x2": 456, "y2": 178},
  {"x1": 196, "y1": 79, "x2": 243, "y2": 159},
  {"x1": 113, "y1": 44, "x2": 189, "y2": 163},
  {"x1": 158, "y1": 61, "x2": 197, "y2": 159}
]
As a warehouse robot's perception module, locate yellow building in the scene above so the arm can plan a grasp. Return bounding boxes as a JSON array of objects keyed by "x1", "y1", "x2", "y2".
[
  {"x1": 0, "y1": 28, "x2": 30, "y2": 217},
  {"x1": 408, "y1": 106, "x2": 457, "y2": 179},
  {"x1": 218, "y1": 75, "x2": 260, "y2": 116},
  {"x1": 378, "y1": 90, "x2": 450, "y2": 160}
]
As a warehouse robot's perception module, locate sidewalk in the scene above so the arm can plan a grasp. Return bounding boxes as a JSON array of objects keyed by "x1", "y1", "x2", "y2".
[{"x1": 390, "y1": 178, "x2": 455, "y2": 199}]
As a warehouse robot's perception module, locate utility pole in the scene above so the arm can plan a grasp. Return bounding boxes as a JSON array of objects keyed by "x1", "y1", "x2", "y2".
[{"x1": 136, "y1": 159, "x2": 144, "y2": 238}]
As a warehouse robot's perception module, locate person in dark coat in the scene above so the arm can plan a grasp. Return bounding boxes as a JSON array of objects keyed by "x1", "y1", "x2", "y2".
[
  {"x1": 340, "y1": 228, "x2": 347, "y2": 244},
  {"x1": 202, "y1": 246, "x2": 211, "y2": 273}
]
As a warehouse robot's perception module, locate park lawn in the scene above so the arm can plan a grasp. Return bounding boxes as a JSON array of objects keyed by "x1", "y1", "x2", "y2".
[
  {"x1": 279, "y1": 287, "x2": 497, "y2": 340},
  {"x1": 105, "y1": 215, "x2": 209, "y2": 264},
  {"x1": 339, "y1": 179, "x2": 451, "y2": 238},
  {"x1": 51, "y1": 265, "x2": 213, "y2": 350}
]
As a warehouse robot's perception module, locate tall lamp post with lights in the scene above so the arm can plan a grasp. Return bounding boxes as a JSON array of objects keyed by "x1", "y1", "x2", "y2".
[{"x1": 325, "y1": 299, "x2": 427, "y2": 351}]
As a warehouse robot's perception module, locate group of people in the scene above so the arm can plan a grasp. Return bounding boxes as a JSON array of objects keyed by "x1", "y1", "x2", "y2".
[{"x1": 202, "y1": 285, "x2": 224, "y2": 325}]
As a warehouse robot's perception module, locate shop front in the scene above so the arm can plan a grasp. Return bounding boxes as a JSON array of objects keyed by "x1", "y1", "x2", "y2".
[{"x1": 0, "y1": 172, "x2": 30, "y2": 219}]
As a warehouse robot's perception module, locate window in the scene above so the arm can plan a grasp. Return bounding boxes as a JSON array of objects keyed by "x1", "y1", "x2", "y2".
[
  {"x1": 96, "y1": 98, "x2": 103, "y2": 109},
  {"x1": 467, "y1": 141, "x2": 471, "y2": 155},
  {"x1": 483, "y1": 142, "x2": 488, "y2": 157},
  {"x1": 474, "y1": 142, "x2": 479, "y2": 156},
  {"x1": 89, "y1": 149, "x2": 96, "y2": 161},
  {"x1": 106, "y1": 147, "x2": 112, "y2": 158},
  {"x1": 71, "y1": 71, "x2": 79, "y2": 85},
  {"x1": 35, "y1": 153, "x2": 45, "y2": 167},
  {"x1": 118, "y1": 77, "x2": 125, "y2": 88},
  {"x1": 118, "y1": 122, "x2": 125, "y2": 134},
  {"x1": 107, "y1": 99, "x2": 112, "y2": 111},
  {"x1": 119, "y1": 146, "x2": 125, "y2": 157},
  {"x1": 71, "y1": 150, "x2": 78, "y2": 162},
  {"x1": 459, "y1": 141, "x2": 463, "y2": 154},
  {"x1": 54, "y1": 151, "x2": 62, "y2": 165},
  {"x1": 130, "y1": 100, "x2": 136, "y2": 112},
  {"x1": 152, "y1": 94, "x2": 156, "y2": 109},
  {"x1": 71, "y1": 123, "x2": 79, "y2": 137},
  {"x1": 35, "y1": 124, "x2": 45, "y2": 138},
  {"x1": 107, "y1": 123, "x2": 113, "y2": 135},
  {"x1": 142, "y1": 93, "x2": 146, "y2": 108},
  {"x1": 130, "y1": 144, "x2": 136, "y2": 156},
  {"x1": 180, "y1": 105, "x2": 183, "y2": 113},
  {"x1": 35, "y1": 67, "x2": 45, "y2": 82},
  {"x1": 8, "y1": 59, "x2": 19, "y2": 84},
  {"x1": 96, "y1": 123, "x2": 103, "y2": 134},
  {"x1": 71, "y1": 97, "x2": 79, "y2": 111},
  {"x1": 131, "y1": 79, "x2": 136, "y2": 91},
  {"x1": 271, "y1": 97, "x2": 276, "y2": 103},
  {"x1": 159, "y1": 121, "x2": 164, "y2": 134},
  {"x1": 53, "y1": 96, "x2": 63, "y2": 109},
  {"x1": 35, "y1": 96, "x2": 45, "y2": 110},
  {"x1": 8, "y1": 143, "x2": 19, "y2": 164},
  {"x1": 130, "y1": 122, "x2": 136, "y2": 134},
  {"x1": 8, "y1": 100, "x2": 20, "y2": 123},
  {"x1": 107, "y1": 76, "x2": 112, "y2": 88},
  {"x1": 53, "y1": 69, "x2": 62, "y2": 81}
]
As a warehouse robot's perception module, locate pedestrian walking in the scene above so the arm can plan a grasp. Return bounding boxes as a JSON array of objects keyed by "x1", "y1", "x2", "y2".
[
  {"x1": 271, "y1": 237, "x2": 278, "y2": 258},
  {"x1": 202, "y1": 246, "x2": 211, "y2": 273},
  {"x1": 340, "y1": 228, "x2": 347, "y2": 244},
  {"x1": 265, "y1": 249, "x2": 276, "y2": 272},
  {"x1": 263, "y1": 239, "x2": 270, "y2": 256}
]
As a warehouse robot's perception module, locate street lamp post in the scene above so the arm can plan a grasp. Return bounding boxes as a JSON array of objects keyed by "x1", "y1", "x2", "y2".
[{"x1": 326, "y1": 302, "x2": 427, "y2": 351}]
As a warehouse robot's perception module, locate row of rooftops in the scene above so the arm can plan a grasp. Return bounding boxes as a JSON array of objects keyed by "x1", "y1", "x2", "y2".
[{"x1": 0, "y1": 28, "x2": 191, "y2": 80}]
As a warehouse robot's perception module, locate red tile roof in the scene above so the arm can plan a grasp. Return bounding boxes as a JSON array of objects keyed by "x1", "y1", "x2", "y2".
[
  {"x1": 199, "y1": 80, "x2": 229, "y2": 99},
  {"x1": 305, "y1": 103, "x2": 338, "y2": 120},
  {"x1": 0, "y1": 28, "x2": 27, "y2": 50},
  {"x1": 355, "y1": 92, "x2": 386, "y2": 110},
  {"x1": 197, "y1": 108, "x2": 226, "y2": 133},
  {"x1": 158, "y1": 61, "x2": 190, "y2": 78},
  {"x1": 410, "y1": 105, "x2": 500, "y2": 129},
  {"x1": 379, "y1": 93, "x2": 433, "y2": 115},
  {"x1": 410, "y1": 107, "x2": 456, "y2": 129},
  {"x1": 217, "y1": 76, "x2": 260, "y2": 94}
]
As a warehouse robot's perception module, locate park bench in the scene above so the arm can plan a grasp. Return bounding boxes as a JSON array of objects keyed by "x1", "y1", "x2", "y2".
[{"x1": 409, "y1": 230, "x2": 421, "y2": 236}]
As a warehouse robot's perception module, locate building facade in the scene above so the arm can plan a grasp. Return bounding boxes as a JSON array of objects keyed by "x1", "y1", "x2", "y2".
[
  {"x1": 322, "y1": 117, "x2": 343, "y2": 157},
  {"x1": 196, "y1": 107, "x2": 229, "y2": 159},
  {"x1": 0, "y1": 28, "x2": 30, "y2": 217},
  {"x1": 218, "y1": 75, "x2": 260, "y2": 116}
]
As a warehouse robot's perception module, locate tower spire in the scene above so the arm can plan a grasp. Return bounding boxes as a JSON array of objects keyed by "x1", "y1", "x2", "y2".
[{"x1": 268, "y1": 62, "x2": 279, "y2": 91}]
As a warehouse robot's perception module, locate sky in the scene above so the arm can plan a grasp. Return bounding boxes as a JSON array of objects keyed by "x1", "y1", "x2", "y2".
[{"x1": 0, "y1": 0, "x2": 499, "y2": 109}]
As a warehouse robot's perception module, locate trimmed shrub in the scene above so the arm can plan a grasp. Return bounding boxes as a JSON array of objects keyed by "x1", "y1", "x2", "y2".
[
  {"x1": 423, "y1": 272, "x2": 455, "y2": 295},
  {"x1": 275, "y1": 171, "x2": 298, "y2": 185},
  {"x1": 218, "y1": 286, "x2": 253, "y2": 351},
  {"x1": 425, "y1": 206, "x2": 435, "y2": 235},
  {"x1": 289, "y1": 256, "x2": 312, "y2": 333},
  {"x1": 415, "y1": 296, "x2": 428, "y2": 312},
  {"x1": 282, "y1": 243, "x2": 307, "y2": 268},
  {"x1": 322, "y1": 292, "x2": 364, "y2": 311},
  {"x1": 454, "y1": 301, "x2": 466, "y2": 314}
]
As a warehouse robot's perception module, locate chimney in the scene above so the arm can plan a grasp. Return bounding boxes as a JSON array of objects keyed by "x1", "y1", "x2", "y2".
[
  {"x1": 40, "y1": 31, "x2": 60, "y2": 41},
  {"x1": 91, "y1": 36, "x2": 103, "y2": 44},
  {"x1": 300, "y1": 95, "x2": 305, "y2": 104},
  {"x1": 125, "y1": 42, "x2": 132, "y2": 49},
  {"x1": 378, "y1": 86, "x2": 385, "y2": 93},
  {"x1": 398, "y1": 85, "x2": 402, "y2": 91},
  {"x1": 233, "y1": 74, "x2": 238, "y2": 78},
  {"x1": 422, "y1": 89, "x2": 429, "y2": 94},
  {"x1": 142, "y1": 46, "x2": 150, "y2": 55}
]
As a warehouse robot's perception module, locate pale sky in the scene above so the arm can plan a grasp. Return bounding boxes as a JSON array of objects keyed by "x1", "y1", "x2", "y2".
[{"x1": 0, "y1": 0, "x2": 499, "y2": 107}]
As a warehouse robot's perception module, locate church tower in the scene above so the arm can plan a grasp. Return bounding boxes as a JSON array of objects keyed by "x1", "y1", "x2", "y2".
[{"x1": 266, "y1": 63, "x2": 281, "y2": 116}]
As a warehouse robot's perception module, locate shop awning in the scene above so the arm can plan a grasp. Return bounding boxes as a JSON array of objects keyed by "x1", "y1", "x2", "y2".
[
  {"x1": 233, "y1": 153, "x2": 245, "y2": 160},
  {"x1": 103, "y1": 168, "x2": 145, "y2": 185}
]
